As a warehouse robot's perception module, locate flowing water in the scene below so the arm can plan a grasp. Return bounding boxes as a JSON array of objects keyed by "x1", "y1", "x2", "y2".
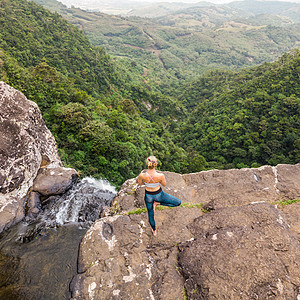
[{"x1": 0, "y1": 177, "x2": 117, "y2": 300}]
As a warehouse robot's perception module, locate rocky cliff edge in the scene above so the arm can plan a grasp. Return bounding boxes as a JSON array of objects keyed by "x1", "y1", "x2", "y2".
[
  {"x1": 72, "y1": 164, "x2": 300, "y2": 299},
  {"x1": 0, "y1": 82, "x2": 77, "y2": 233}
]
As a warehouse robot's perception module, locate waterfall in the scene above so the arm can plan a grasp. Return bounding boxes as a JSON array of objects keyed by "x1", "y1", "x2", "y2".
[
  {"x1": 38, "y1": 177, "x2": 117, "y2": 228},
  {"x1": 54, "y1": 177, "x2": 116, "y2": 225},
  {"x1": 0, "y1": 177, "x2": 118, "y2": 299}
]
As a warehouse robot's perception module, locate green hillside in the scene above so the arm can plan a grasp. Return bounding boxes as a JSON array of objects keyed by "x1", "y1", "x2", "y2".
[
  {"x1": 32, "y1": 0, "x2": 300, "y2": 94},
  {"x1": 0, "y1": 0, "x2": 116, "y2": 95},
  {"x1": 0, "y1": 0, "x2": 299, "y2": 186},
  {"x1": 0, "y1": 0, "x2": 187, "y2": 187},
  {"x1": 177, "y1": 49, "x2": 300, "y2": 170}
]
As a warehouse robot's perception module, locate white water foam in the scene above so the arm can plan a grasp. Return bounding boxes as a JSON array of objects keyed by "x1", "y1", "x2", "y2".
[{"x1": 54, "y1": 177, "x2": 117, "y2": 226}]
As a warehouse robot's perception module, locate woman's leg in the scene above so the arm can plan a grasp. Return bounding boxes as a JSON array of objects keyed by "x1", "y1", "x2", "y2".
[
  {"x1": 145, "y1": 198, "x2": 156, "y2": 231},
  {"x1": 159, "y1": 191, "x2": 181, "y2": 207}
]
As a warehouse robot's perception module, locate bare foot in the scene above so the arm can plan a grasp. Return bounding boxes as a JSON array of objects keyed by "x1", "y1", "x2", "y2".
[
  {"x1": 153, "y1": 201, "x2": 160, "y2": 214},
  {"x1": 152, "y1": 229, "x2": 157, "y2": 236}
]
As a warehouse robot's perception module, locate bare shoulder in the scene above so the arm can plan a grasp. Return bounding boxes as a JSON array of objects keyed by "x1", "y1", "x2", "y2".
[
  {"x1": 138, "y1": 172, "x2": 145, "y2": 179},
  {"x1": 156, "y1": 172, "x2": 165, "y2": 179},
  {"x1": 138, "y1": 171, "x2": 146, "y2": 185},
  {"x1": 157, "y1": 172, "x2": 166, "y2": 186},
  {"x1": 138, "y1": 170, "x2": 147, "y2": 179},
  {"x1": 139, "y1": 170, "x2": 147, "y2": 177}
]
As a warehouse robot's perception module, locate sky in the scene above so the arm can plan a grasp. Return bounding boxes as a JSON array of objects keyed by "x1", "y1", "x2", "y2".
[{"x1": 58, "y1": 0, "x2": 300, "y2": 6}]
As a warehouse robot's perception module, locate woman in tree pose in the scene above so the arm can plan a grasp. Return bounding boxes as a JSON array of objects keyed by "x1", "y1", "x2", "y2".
[{"x1": 138, "y1": 156, "x2": 181, "y2": 236}]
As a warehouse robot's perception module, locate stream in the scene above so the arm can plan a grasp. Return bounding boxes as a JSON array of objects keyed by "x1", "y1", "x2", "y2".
[{"x1": 0, "y1": 177, "x2": 117, "y2": 300}]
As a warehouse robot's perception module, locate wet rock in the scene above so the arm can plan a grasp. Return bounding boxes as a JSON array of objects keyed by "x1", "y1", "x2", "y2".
[
  {"x1": 0, "y1": 224, "x2": 86, "y2": 298},
  {"x1": 0, "y1": 82, "x2": 61, "y2": 233},
  {"x1": 178, "y1": 203, "x2": 300, "y2": 300},
  {"x1": 26, "y1": 191, "x2": 41, "y2": 218},
  {"x1": 32, "y1": 167, "x2": 78, "y2": 196},
  {"x1": 35, "y1": 177, "x2": 116, "y2": 228}
]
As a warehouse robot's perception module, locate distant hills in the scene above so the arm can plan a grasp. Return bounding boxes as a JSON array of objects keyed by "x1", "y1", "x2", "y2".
[
  {"x1": 228, "y1": 0, "x2": 300, "y2": 22},
  {"x1": 54, "y1": 0, "x2": 300, "y2": 22},
  {"x1": 33, "y1": 0, "x2": 300, "y2": 93}
]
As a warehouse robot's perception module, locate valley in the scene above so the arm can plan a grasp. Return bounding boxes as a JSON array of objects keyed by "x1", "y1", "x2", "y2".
[
  {"x1": 0, "y1": 1, "x2": 299, "y2": 299},
  {"x1": 33, "y1": 0, "x2": 300, "y2": 92},
  {"x1": 0, "y1": 0, "x2": 298, "y2": 187}
]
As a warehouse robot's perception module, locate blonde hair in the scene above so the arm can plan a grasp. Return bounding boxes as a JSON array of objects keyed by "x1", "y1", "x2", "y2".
[{"x1": 146, "y1": 156, "x2": 158, "y2": 169}]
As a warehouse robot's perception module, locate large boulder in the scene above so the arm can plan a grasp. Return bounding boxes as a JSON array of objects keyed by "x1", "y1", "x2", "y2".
[
  {"x1": 32, "y1": 167, "x2": 78, "y2": 197},
  {"x1": 76, "y1": 163, "x2": 300, "y2": 300},
  {"x1": 71, "y1": 201, "x2": 300, "y2": 300},
  {"x1": 71, "y1": 206, "x2": 204, "y2": 300},
  {"x1": 112, "y1": 164, "x2": 300, "y2": 213},
  {"x1": 179, "y1": 202, "x2": 300, "y2": 299},
  {"x1": 0, "y1": 82, "x2": 62, "y2": 232}
]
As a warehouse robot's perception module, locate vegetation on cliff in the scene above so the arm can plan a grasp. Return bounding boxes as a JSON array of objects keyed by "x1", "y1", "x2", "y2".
[
  {"x1": 0, "y1": 0, "x2": 190, "y2": 186},
  {"x1": 0, "y1": 0, "x2": 299, "y2": 186},
  {"x1": 0, "y1": 49, "x2": 188, "y2": 186}
]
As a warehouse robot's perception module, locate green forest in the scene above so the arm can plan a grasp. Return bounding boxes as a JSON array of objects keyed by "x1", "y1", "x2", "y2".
[
  {"x1": 177, "y1": 53, "x2": 300, "y2": 170},
  {"x1": 0, "y1": 0, "x2": 299, "y2": 187},
  {"x1": 33, "y1": 0, "x2": 300, "y2": 95}
]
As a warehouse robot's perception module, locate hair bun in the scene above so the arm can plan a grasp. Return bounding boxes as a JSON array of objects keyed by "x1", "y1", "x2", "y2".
[{"x1": 146, "y1": 156, "x2": 158, "y2": 168}]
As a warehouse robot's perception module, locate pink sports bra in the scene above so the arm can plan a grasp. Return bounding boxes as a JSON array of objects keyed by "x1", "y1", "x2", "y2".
[{"x1": 144, "y1": 172, "x2": 160, "y2": 188}]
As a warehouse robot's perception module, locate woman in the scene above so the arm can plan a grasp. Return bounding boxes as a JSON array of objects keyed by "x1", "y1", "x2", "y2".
[{"x1": 138, "y1": 156, "x2": 181, "y2": 236}]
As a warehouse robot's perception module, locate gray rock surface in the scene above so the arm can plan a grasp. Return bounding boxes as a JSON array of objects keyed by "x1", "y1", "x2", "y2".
[
  {"x1": 0, "y1": 82, "x2": 61, "y2": 232},
  {"x1": 26, "y1": 191, "x2": 41, "y2": 218},
  {"x1": 75, "y1": 164, "x2": 300, "y2": 300},
  {"x1": 282, "y1": 202, "x2": 300, "y2": 240},
  {"x1": 32, "y1": 167, "x2": 78, "y2": 196},
  {"x1": 276, "y1": 164, "x2": 300, "y2": 199},
  {"x1": 72, "y1": 202, "x2": 300, "y2": 300},
  {"x1": 71, "y1": 206, "x2": 203, "y2": 300},
  {"x1": 179, "y1": 202, "x2": 300, "y2": 299},
  {"x1": 112, "y1": 164, "x2": 300, "y2": 212}
]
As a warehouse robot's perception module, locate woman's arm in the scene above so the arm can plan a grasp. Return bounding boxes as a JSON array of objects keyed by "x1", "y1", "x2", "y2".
[
  {"x1": 138, "y1": 173, "x2": 144, "y2": 186},
  {"x1": 160, "y1": 174, "x2": 167, "y2": 187}
]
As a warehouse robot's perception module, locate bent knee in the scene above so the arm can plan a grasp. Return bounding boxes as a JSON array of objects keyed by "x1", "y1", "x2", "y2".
[{"x1": 173, "y1": 198, "x2": 181, "y2": 206}]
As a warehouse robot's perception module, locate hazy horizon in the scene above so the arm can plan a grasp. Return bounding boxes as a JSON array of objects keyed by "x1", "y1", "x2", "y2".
[{"x1": 58, "y1": 0, "x2": 300, "y2": 8}]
